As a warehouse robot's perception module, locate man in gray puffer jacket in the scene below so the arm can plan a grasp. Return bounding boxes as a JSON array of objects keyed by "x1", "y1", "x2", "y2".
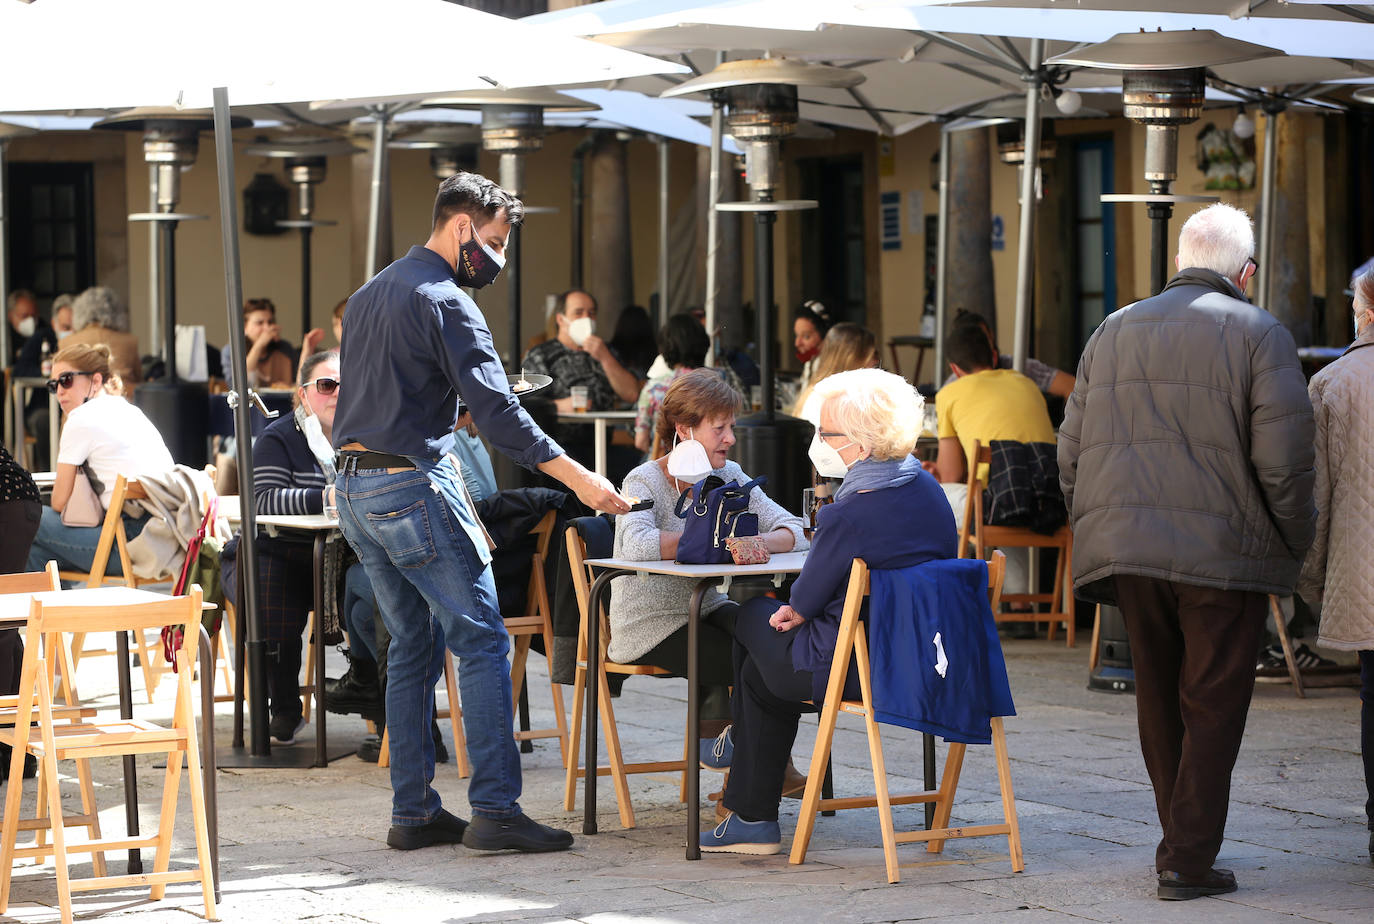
[{"x1": 1060, "y1": 203, "x2": 1315, "y2": 902}]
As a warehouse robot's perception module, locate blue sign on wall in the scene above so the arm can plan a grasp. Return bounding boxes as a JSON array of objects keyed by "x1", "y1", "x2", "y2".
[
  {"x1": 881, "y1": 191, "x2": 901, "y2": 251},
  {"x1": 991, "y1": 215, "x2": 1005, "y2": 252}
]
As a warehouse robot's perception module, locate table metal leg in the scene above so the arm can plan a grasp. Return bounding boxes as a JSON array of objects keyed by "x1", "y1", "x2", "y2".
[
  {"x1": 313, "y1": 533, "x2": 327, "y2": 768},
  {"x1": 594, "y1": 417, "x2": 607, "y2": 478},
  {"x1": 231, "y1": 549, "x2": 246, "y2": 749},
  {"x1": 115, "y1": 631, "x2": 142, "y2": 874},
  {"x1": 46, "y1": 389, "x2": 57, "y2": 466},
  {"x1": 685, "y1": 579, "x2": 710, "y2": 861},
  {"x1": 197, "y1": 626, "x2": 220, "y2": 901},
  {"x1": 582, "y1": 568, "x2": 625, "y2": 836},
  {"x1": 923, "y1": 732, "x2": 935, "y2": 828}
]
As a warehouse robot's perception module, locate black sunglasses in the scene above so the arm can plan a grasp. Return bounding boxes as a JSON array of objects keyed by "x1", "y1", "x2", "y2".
[
  {"x1": 46, "y1": 371, "x2": 92, "y2": 394},
  {"x1": 304, "y1": 376, "x2": 340, "y2": 396}
]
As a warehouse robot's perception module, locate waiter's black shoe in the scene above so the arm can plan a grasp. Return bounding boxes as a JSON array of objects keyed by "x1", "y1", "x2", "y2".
[
  {"x1": 387, "y1": 809, "x2": 468, "y2": 850},
  {"x1": 462, "y1": 813, "x2": 574, "y2": 853},
  {"x1": 1157, "y1": 868, "x2": 1237, "y2": 901}
]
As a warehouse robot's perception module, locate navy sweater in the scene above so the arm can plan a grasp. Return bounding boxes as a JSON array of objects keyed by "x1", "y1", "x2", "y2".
[
  {"x1": 252, "y1": 413, "x2": 328, "y2": 554},
  {"x1": 790, "y1": 470, "x2": 958, "y2": 693}
]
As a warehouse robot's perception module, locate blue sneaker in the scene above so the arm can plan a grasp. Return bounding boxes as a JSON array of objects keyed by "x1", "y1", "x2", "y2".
[
  {"x1": 699, "y1": 813, "x2": 781, "y2": 855},
  {"x1": 699, "y1": 725, "x2": 733, "y2": 770}
]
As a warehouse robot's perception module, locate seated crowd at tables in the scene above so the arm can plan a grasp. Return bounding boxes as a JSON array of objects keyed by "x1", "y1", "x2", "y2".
[{"x1": 2, "y1": 208, "x2": 1369, "y2": 899}]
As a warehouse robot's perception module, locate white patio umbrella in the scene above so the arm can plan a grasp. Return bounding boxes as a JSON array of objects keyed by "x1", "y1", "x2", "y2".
[{"x1": 0, "y1": 0, "x2": 685, "y2": 772}]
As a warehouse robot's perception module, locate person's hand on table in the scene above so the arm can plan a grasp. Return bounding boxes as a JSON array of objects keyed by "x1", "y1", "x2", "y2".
[
  {"x1": 769, "y1": 605, "x2": 805, "y2": 632},
  {"x1": 323, "y1": 485, "x2": 335, "y2": 507}
]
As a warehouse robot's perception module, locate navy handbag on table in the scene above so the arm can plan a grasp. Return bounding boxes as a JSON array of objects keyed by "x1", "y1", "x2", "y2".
[{"x1": 673, "y1": 474, "x2": 766, "y2": 564}]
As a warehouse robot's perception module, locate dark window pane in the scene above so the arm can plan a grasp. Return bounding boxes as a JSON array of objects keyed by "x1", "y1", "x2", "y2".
[
  {"x1": 55, "y1": 259, "x2": 79, "y2": 293},
  {"x1": 53, "y1": 185, "x2": 77, "y2": 220},
  {"x1": 55, "y1": 224, "x2": 77, "y2": 254},
  {"x1": 30, "y1": 186, "x2": 51, "y2": 220},
  {"x1": 34, "y1": 260, "x2": 54, "y2": 292},
  {"x1": 33, "y1": 223, "x2": 53, "y2": 253}
]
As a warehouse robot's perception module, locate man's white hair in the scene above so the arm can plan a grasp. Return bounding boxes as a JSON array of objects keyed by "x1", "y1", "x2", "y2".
[{"x1": 1176, "y1": 203, "x2": 1254, "y2": 280}]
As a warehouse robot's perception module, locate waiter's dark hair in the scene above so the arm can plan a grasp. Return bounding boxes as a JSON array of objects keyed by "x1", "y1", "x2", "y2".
[{"x1": 432, "y1": 171, "x2": 525, "y2": 230}]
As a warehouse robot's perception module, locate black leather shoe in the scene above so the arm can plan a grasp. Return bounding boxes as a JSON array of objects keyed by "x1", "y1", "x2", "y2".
[
  {"x1": 1158, "y1": 868, "x2": 1237, "y2": 901},
  {"x1": 461, "y1": 813, "x2": 574, "y2": 853},
  {"x1": 357, "y1": 734, "x2": 382, "y2": 763},
  {"x1": 387, "y1": 809, "x2": 469, "y2": 850}
]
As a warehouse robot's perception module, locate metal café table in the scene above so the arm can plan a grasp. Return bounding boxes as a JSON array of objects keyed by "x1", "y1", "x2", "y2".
[
  {"x1": 221, "y1": 498, "x2": 352, "y2": 768},
  {"x1": 555, "y1": 409, "x2": 636, "y2": 478},
  {"x1": 580, "y1": 550, "x2": 808, "y2": 859},
  {"x1": 0, "y1": 586, "x2": 220, "y2": 892}
]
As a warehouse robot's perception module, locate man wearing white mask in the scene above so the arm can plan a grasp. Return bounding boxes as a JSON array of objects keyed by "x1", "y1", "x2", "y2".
[
  {"x1": 521, "y1": 288, "x2": 643, "y2": 413},
  {"x1": 332, "y1": 172, "x2": 629, "y2": 855},
  {"x1": 6, "y1": 289, "x2": 41, "y2": 365}
]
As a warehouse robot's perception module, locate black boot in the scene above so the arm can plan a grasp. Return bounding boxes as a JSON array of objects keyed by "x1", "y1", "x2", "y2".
[
  {"x1": 325, "y1": 649, "x2": 383, "y2": 722},
  {"x1": 266, "y1": 644, "x2": 304, "y2": 745}
]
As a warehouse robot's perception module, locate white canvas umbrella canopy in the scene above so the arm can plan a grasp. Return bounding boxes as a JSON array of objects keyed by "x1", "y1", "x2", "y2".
[{"x1": 0, "y1": 0, "x2": 686, "y2": 768}]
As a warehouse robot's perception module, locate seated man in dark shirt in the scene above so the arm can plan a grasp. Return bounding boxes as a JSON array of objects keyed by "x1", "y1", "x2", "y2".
[{"x1": 521, "y1": 289, "x2": 644, "y2": 412}]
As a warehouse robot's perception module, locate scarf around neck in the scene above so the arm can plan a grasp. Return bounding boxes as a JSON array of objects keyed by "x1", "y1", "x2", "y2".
[{"x1": 834, "y1": 453, "x2": 922, "y2": 502}]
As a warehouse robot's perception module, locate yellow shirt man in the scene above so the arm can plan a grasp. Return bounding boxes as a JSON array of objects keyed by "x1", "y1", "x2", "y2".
[{"x1": 935, "y1": 368, "x2": 1056, "y2": 483}]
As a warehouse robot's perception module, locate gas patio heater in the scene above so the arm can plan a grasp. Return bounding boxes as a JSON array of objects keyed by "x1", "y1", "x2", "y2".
[
  {"x1": 1047, "y1": 30, "x2": 1280, "y2": 694},
  {"x1": 389, "y1": 123, "x2": 481, "y2": 180},
  {"x1": 242, "y1": 136, "x2": 360, "y2": 341},
  {"x1": 420, "y1": 89, "x2": 595, "y2": 368},
  {"x1": 1049, "y1": 30, "x2": 1280, "y2": 296},
  {"x1": 96, "y1": 106, "x2": 248, "y2": 466},
  {"x1": 662, "y1": 58, "x2": 863, "y2": 515}
]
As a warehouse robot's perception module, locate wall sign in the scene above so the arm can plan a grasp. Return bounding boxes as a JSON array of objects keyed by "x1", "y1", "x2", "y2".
[{"x1": 881, "y1": 191, "x2": 901, "y2": 251}]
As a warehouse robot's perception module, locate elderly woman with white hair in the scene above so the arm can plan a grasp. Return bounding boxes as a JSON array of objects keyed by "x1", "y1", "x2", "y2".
[
  {"x1": 64, "y1": 286, "x2": 142, "y2": 385},
  {"x1": 1298, "y1": 267, "x2": 1374, "y2": 864},
  {"x1": 700, "y1": 367, "x2": 958, "y2": 855}
]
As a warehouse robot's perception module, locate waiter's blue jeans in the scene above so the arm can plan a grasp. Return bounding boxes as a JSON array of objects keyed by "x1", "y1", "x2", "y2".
[{"x1": 336, "y1": 465, "x2": 519, "y2": 825}]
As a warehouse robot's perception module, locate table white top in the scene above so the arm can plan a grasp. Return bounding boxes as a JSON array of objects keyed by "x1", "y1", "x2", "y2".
[
  {"x1": 583, "y1": 550, "x2": 808, "y2": 579},
  {"x1": 32, "y1": 471, "x2": 55, "y2": 487},
  {"x1": 0, "y1": 586, "x2": 178, "y2": 625},
  {"x1": 253, "y1": 513, "x2": 339, "y2": 532},
  {"x1": 556, "y1": 410, "x2": 637, "y2": 423}
]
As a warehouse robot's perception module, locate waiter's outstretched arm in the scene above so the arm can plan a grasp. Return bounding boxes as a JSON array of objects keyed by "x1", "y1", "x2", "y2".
[{"x1": 539, "y1": 453, "x2": 631, "y2": 515}]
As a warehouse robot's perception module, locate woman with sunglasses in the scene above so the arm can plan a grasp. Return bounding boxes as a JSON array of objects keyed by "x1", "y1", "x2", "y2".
[
  {"x1": 25, "y1": 342, "x2": 174, "y2": 575},
  {"x1": 222, "y1": 350, "x2": 342, "y2": 744}
]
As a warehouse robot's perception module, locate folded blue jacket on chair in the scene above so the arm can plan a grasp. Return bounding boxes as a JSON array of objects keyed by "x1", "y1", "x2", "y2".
[{"x1": 869, "y1": 559, "x2": 1016, "y2": 745}]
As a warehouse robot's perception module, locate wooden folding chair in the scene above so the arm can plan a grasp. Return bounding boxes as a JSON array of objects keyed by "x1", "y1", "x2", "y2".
[
  {"x1": 0, "y1": 588, "x2": 217, "y2": 924},
  {"x1": 376, "y1": 651, "x2": 470, "y2": 778},
  {"x1": 958, "y1": 440, "x2": 1075, "y2": 646},
  {"x1": 59, "y1": 475, "x2": 176, "y2": 701},
  {"x1": 507, "y1": 510, "x2": 569, "y2": 764},
  {"x1": 0, "y1": 563, "x2": 81, "y2": 708},
  {"x1": 790, "y1": 551, "x2": 1023, "y2": 883},
  {"x1": 562, "y1": 517, "x2": 691, "y2": 829}
]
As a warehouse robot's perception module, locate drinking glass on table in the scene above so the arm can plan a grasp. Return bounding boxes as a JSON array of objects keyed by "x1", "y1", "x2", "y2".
[
  {"x1": 749, "y1": 385, "x2": 763, "y2": 413},
  {"x1": 570, "y1": 385, "x2": 590, "y2": 413}
]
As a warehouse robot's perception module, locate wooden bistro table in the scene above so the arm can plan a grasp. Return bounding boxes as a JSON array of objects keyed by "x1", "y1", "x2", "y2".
[
  {"x1": 0, "y1": 586, "x2": 220, "y2": 889},
  {"x1": 222, "y1": 500, "x2": 352, "y2": 768},
  {"x1": 555, "y1": 409, "x2": 636, "y2": 478},
  {"x1": 580, "y1": 550, "x2": 808, "y2": 859}
]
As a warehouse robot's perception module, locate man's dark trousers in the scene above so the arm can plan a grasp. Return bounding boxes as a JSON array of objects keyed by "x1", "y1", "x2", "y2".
[{"x1": 1114, "y1": 575, "x2": 1267, "y2": 878}]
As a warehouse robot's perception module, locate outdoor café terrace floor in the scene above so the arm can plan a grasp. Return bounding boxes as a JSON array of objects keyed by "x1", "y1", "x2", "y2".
[{"x1": 2, "y1": 639, "x2": 1371, "y2": 923}]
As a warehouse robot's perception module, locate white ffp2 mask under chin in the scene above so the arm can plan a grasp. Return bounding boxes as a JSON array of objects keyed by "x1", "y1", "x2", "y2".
[
  {"x1": 295, "y1": 404, "x2": 338, "y2": 480},
  {"x1": 569, "y1": 316, "x2": 595, "y2": 346},
  {"x1": 808, "y1": 433, "x2": 854, "y2": 479},
  {"x1": 666, "y1": 429, "x2": 712, "y2": 482}
]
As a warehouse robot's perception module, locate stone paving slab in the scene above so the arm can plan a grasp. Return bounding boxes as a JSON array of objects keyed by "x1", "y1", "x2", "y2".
[{"x1": 2, "y1": 637, "x2": 1372, "y2": 922}]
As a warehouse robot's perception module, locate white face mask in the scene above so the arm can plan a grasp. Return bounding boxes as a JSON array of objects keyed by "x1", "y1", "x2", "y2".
[
  {"x1": 666, "y1": 428, "x2": 712, "y2": 482},
  {"x1": 569, "y1": 316, "x2": 595, "y2": 346},
  {"x1": 809, "y1": 432, "x2": 855, "y2": 479},
  {"x1": 294, "y1": 404, "x2": 338, "y2": 479},
  {"x1": 55, "y1": 328, "x2": 72, "y2": 341},
  {"x1": 15, "y1": 316, "x2": 36, "y2": 338}
]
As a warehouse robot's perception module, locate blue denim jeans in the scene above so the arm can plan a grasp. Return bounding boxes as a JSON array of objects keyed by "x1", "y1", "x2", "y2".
[
  {"x1": 342, "y1": 562, "x2": 378, "y2": 662},
  {"x1": 25, "y1": 505, "x2": 147, "y2": 577},
  {"x1": 335, "y1": 465, "x2": 520, "y2": 825}
]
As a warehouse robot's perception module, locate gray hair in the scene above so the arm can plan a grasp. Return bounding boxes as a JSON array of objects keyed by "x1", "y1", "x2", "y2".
[
  {"x1": 72, "y1": 286, "x2": 130, "y2": 332},
  {"x1": 812, "y1": 367, "x2": 924, "y2": 462},
  {"x1": 1353, "y1": 269, "x2": 1374, "y2": 335},
  {"x1": 1176, "y1": 203, "x2": 1254, "y2": 280},
  {"x1": 52, "y1": 293, "x2": 74, "y2": 313},
  {"x1": 6, "y1": 289, "x2": 35, "y2": 314}
]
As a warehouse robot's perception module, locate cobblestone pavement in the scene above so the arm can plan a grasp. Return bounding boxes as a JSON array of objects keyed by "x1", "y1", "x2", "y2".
[{"x1": 2, "y1": 637, "x2": 1370, "y2": 923}]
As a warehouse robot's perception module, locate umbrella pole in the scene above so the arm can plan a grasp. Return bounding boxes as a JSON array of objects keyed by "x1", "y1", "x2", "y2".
[
  {"x1": 301, "y1": 224, "x2": 312, "y2": 342},
  {"x1": 213, "y1": 87, "x2": 271, "y2": 757},
  {"x1": 500, "y1": 152, "x2": 525, "y2": 370},
  {"x1": 704, "y1": 56, "x2": 725, "y2": 367},
  {"x1": 148, "y1": 166, "x2": 160, "y2": 369},
  {"x1": 365, "y1": 109, "x2": 391, "y2": 280},
  {"x1": 1011, "y1": 38, "x2": 1044, "y2": 374},
  {"x1": 756, "y1": 208, "x2": 776, "y2": 422},
  {"x1": 0, "y1": 139, "x2": 9, "y2": 369},
  {"x1": 658, "y1": 136, "x2": 670, "y2": 328},
  {"x1": 934, "y1": 126, "x2": 952, "y2": 383},
  {"x1": 1257, "y1": 103, "x2": 1280, "y2": 308}
]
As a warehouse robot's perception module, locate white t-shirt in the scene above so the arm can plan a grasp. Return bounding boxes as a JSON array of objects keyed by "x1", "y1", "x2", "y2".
[{"x1": 57, "y1": 392, "x2": 175, "y2": 508}]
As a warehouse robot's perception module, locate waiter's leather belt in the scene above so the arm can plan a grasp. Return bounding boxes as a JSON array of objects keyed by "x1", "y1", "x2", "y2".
[{"x1": 339, "y1": 451, "x2": 415, "y2": 472}]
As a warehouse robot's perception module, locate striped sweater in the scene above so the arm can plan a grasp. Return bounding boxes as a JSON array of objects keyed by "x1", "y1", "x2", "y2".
[{"x1": 254, "y1": 411, "x2": 328, "y2": 517}]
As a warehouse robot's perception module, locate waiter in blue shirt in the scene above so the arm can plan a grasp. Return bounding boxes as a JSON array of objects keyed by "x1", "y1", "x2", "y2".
[{"x1": 332, "y1": 172, "x2": 629, "y2": 853}]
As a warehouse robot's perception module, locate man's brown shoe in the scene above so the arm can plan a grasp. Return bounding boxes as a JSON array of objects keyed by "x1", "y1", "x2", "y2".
[
  {"x1": 781, "y1": 760, "x2": 808, "y2": 799},
  {"x1": 1157, "y1": 868, "x2": 1237, "y2": 901}
]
